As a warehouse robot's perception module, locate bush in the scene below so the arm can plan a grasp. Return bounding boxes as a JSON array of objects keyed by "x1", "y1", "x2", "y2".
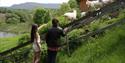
[
  {"x1": 57, "y1": 16, "x2": 69, "y2": 27},
  {"x1": 68, "y1": 0, "x2": 79, "y2": 9},
  {"x1": 38, "y1": 16, "x2": 70, "y2": 36},
  {"x1": 15, "y1": 11, "x2": 31, "y2": 23},
  {"x1": 33, "y1": 8, "x2": 51, "y2": 26},
  {"x1": 18, "y1": 34, "x2": 30, "y2": 45},
  {"x1": 6, "y1": 17, "x2": 20, "y2": 24},
  {"x1": 67, "y1": 29, "x2": 84, "y2": 53},
  {"x1": 5, "y1": 13, "x2": 20, "y2": 24},
  {"x1": 57, "y1": 3, "x2": 71, "y2": 16}
]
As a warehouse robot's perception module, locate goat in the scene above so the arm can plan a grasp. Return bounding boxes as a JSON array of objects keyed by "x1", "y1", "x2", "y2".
[
  {"x1": 64, "y1": 10, "x2": 77, "y2": 22},
  {"x1": 86, "y1": 0, "x2": 103, "y2": 10}
]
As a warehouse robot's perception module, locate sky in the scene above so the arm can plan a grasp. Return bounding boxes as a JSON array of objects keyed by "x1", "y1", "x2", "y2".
[{"x1": 0, "y1": 0, "x2": 69, "y2": 7}]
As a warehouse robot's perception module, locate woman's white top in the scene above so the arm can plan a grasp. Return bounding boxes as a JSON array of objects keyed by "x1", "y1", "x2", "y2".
[{"x1": 33, "y1": 34, "x2": 41, "y2": 52}]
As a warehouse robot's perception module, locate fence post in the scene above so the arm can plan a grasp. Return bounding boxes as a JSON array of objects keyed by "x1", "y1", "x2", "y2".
[{"x1": 66, "y1": 35, "x2": 71, "y2": 57}]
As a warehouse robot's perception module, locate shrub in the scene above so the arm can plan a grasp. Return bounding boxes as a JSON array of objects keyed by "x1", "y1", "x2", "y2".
[
  {"x1": 57, "y1": 16, "x2": 69, "y2": 27},
  {"x1": 18, "y1": 34, "x2": 30, "y2": 45},
  {"x1": 5, "y1": 13, "x2": 20, "y2": 24},
  {"x1": 33, "y1": 8, "x2": 51, "y2": 26}
]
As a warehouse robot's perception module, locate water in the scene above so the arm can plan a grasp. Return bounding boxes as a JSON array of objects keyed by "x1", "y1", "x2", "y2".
[{"x1": 0, "y1": 32, "x2": 16, "y2": 38}]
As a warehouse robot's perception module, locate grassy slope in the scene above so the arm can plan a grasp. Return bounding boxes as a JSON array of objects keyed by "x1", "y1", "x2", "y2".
[
  {"x1": 0, "y1": 36, "x2": 19, "y2": 52},
  {"x1": 0, "y1": 34, "x2": 30, "y2": 52},
  {"x1": 0, "y1": 22, "x2": 31, "y2": 34},
  {"x1": 58, "y1": 24, "x2": 125, "y2": 63}
]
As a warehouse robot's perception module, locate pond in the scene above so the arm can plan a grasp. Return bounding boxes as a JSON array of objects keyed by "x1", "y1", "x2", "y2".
[{"x1": 0, "y1": 32, "x2": 16, "y2": 38}]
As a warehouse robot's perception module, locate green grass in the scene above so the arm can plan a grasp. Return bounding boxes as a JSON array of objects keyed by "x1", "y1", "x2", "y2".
[
  {"x1": 89, "y1": 9, "x2": 125, "y2": 31},
  {"x1": 0, "y1": 34, "x2": 30, "y2": 52},
  {"x1": 0, "y1": 22, "x2": 31, "y2": 33},
  {"x1": 0, "y1": 36, "x2": 19, "y2": 52},
  {"x1": 58, "y1": 23, "x2": 125, "y2": 63}
]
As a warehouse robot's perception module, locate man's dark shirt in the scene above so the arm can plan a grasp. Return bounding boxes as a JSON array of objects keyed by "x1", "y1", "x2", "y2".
[{"x1": 46, "y1": 27, "x2": 65, "y2": 48}]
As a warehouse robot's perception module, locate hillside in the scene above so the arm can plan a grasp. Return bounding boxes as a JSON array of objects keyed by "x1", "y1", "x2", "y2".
[
  {"x1": 1, "y1": 0, "x2": 125, "y2": 63},
  {"x1": 10, "y1": 2, "x2": 60, "y2": 9},
  {"x1": 58, "y1": 21, "x2": 125, "y2": 63}
]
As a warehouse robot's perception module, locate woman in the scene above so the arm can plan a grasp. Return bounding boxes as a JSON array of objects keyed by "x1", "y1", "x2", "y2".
[{"x1": 31, "y1": 24, "x2": 41, "y2": 63}]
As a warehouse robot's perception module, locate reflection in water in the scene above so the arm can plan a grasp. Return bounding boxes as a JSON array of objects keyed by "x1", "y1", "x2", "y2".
[{"x1": 0, "y1": 32, "x2": 16, "y2": 38}]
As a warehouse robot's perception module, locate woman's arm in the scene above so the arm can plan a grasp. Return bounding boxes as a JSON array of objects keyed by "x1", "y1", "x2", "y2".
[{"x1": 38, "y1": 24, "x2": 47, "y2": 31}]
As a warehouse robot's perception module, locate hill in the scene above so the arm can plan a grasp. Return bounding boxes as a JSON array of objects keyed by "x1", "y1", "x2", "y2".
[
  {"x1": 10, "y1": 2, "x2": 61, "y2": 9},
  {"x1": 58, "y1": 21, "x2": 125, "y2": 63}
]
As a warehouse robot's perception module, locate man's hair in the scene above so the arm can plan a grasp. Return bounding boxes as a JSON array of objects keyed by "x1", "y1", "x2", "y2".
[{"x1": 52, "y1": 18, "x2": 59, "y2": 27}]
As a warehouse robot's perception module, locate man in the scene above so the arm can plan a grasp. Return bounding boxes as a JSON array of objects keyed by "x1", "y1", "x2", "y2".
[{"x1": 45, "y1": 18, "x2": 68, "y2": 63}]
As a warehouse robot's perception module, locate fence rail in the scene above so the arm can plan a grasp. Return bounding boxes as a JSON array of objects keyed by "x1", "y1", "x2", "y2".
[{"x1": 70, "y1": 19, "x2": 125, "y2": 42}]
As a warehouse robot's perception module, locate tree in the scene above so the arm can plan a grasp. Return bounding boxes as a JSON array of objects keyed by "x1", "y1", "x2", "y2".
[
  {"x1": 5, "y1": 13, "x2": 20, "y2": 24},
  {"x1": 68, "y1": 0, "x2": 79, "y2": 9},
  {"x1": 33, "y1": 8, "x2": 51, "y2": 26},
  {"x1": 57, "y1": 3, "x2": 71, "y2": 16}
]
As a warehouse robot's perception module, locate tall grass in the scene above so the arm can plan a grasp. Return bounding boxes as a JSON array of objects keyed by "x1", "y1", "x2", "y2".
[
  {"x1": 0, "y1": 34, "x2": 30, "y2": 52},
  {"x1": 58, "y1": 23, "x2": 125, "y2": 63}
]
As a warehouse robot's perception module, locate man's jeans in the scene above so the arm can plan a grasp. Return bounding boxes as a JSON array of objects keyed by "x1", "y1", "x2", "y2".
[{"x1": 47, "y1": 50, "x2": 57, "y2": 63}]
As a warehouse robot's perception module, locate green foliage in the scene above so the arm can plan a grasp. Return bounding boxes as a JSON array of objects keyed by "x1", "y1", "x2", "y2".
[
  {"x1": 68, "y1": 0, "x2": 81, "y2": 19},
  {"x1": 1, "y1": 4, "x2": 125, "y2": 63},
  {"x1": 14, "y1": 11, "x2": 31, "y2": 23},
  {"x1": 0, "y1": 35, "x2": 20, "y2": 52},
  {"x1": 39, "y1": 16, "x2": 69, "y2": 35},
  {"x1": 0, "y1": 8, "x2": 12, "y2": 13},
  {"x1": 89, "y1": 9, "x2": 125, "y2": 31},
  {"x1": 0, "y1": 8, "x2": 33, "y2": 33},
  {"x1": 68, "y1": 0, "x2": 79, "y2": 9},
  {"x1": 58, "y1": 22, "x2": 125, "y2": 63},
  {"x1": 67, "y1": 29, "x2": 84, "y2": 54},
  {"x1": 38, "y1": 22, "x2": 51, "y2": 35},
  {"x1": 57, "y1": 16, "x2": 69, "y2": 27},
  {"x1": 0, "y1": 8, "x2": 32, "y2": 24},
  {"x1": 33, "y1": 8, "x2": 51, "y2": 26},
  {"x1": 68, "y1": 29, "x2": 83, "y2": 40},
  {"x1": 5, "y1": 13, "x2": 20, "y2": 24},
  {"x1": 18, "y1": 34, "x2": 30, "y2": 45},
  {"x1": 0, "y1": 23, "x2": 31, "y2": 33},
  {"x1": 76, "y1": 8, "x2": 81, "y2": 19},
  {"x1": 57, "y1": 3, "x2": 71, "y2": 16}
]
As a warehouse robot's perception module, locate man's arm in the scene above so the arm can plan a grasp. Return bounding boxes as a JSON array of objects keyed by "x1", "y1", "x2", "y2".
[{"x1": 60, "y1": 27, "x2": 69, "y2": 37}]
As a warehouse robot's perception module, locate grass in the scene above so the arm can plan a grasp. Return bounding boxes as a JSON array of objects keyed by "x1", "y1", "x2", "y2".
[
  {"x1": 0, "y1": 22, "x2": 31, "y2": 34},
  {"x1": 89, "y1": 9, "x2": 125, "y2": 31},
  {"x1": 0, "y1": 36, "x2": 19, "y2": 52},
  {"x1": 0, "y1": 34, "x2": 30, "y2": 52},
  {"x1": 57, "y1": 23, "x2": 125, "y2": 63}
]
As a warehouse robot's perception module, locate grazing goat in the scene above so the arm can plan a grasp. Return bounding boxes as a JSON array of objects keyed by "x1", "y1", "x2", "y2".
[
  {"x1": 86, "y1": 0, "x2": 114, "y2": 10},
  {"x1": 81, "y1": 12, "x2": 87, "y2": 17},
  {"x1": 64, "y1": 10, "x2": 77, "y2": 22},
  {"x1": 86, "y1": 0, "x2": 103, "y2": 10}
]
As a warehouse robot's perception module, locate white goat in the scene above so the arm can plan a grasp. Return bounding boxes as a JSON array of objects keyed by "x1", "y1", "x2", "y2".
[
  {"x1": 81, "y1": 12, "x2": 87, "y2": 17},
  {"x1": 86, "y1": 0, "x2": 103, "y2": 10},
  {"x1": 86, "y1": 0, "x2": 114, "y2": 10},
  {"x1": 64, "y1": 10, "x2": 77, "y2": 21},
  {"x1": 102, "y1": 0, "x2": 114, "y2": 4}
]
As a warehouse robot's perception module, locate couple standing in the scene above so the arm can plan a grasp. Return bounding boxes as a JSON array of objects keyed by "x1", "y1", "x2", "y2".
[{"x1": 31, "y1": 18, "x2": 68, "y2": 63}]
